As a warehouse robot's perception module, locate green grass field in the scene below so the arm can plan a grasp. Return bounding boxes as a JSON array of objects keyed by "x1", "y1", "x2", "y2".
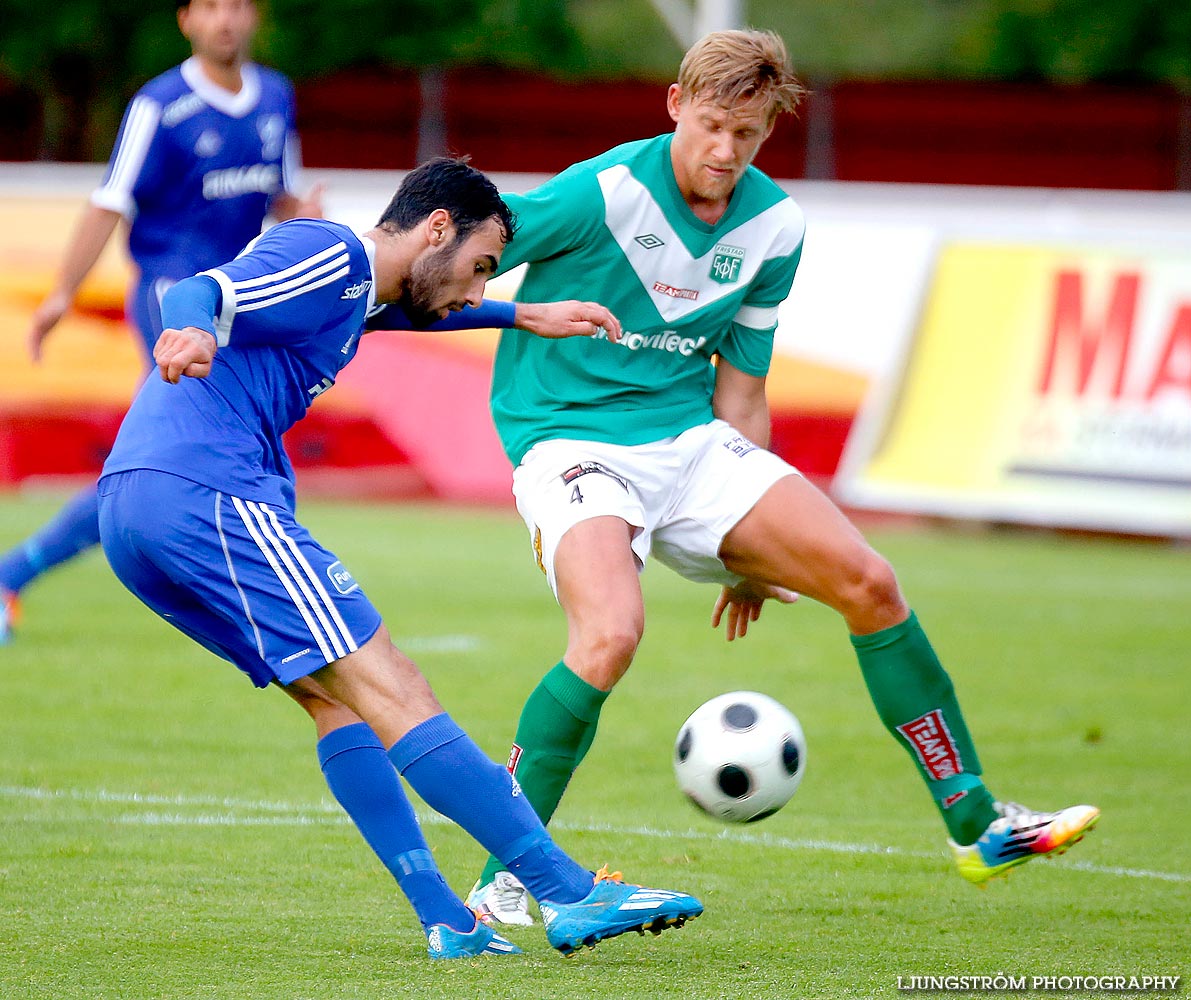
[{"x1": 1, "y1": 493, "x2": 1187, "y2": 999}]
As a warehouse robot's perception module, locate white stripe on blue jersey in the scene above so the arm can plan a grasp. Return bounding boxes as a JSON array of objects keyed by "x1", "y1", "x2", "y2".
[
  {"x1": 237, "y1": 262, "x2": 351, "y2": 313},
  {"x1": 215, "y1": 492, "x2": 266, "y2": 660},
  {"x1": 232, "y1": 497, "x2": 338, "y2": 661},
  {"x1": 233, "y1": 249, "x2": 350, "y2": 304},
  {"x1": 91, "y1": 96, "x2": 162, "y2": 218},
  {"x1": 230, "y1": 242, "x2": 349, "y2": 291},
  {"x1": 198, "y1": 268, "x2": 237, "y2": 347},
  {"x1": 258, "y1": 503, "x2": 358, "y2": 655}
]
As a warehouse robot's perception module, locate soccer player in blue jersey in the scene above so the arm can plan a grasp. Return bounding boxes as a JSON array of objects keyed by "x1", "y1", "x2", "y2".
[
  {"x1": 96, "y1": 157, "x2": 703, "y2": 960},
  {"x1": 1, "y1": 0, "x2": 320, "y2": 642},
  {"x1": 467, "y1": 30, "x2": 1099, "y2": 924}
]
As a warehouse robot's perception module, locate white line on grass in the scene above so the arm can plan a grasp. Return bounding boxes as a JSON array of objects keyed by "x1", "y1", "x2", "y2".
[{"x1": 4, "y1": 784, "x2": 1188, "y2": 884}]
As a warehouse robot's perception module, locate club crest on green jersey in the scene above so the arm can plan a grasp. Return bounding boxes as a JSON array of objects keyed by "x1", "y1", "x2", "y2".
[{"x1": 710, "y1": 244, "x2": 745, "y2": 284}]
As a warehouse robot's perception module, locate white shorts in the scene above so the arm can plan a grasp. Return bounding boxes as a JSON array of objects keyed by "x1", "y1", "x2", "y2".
[{"x1": 512, "y1": 419, "x2": 801, "y2": 595}]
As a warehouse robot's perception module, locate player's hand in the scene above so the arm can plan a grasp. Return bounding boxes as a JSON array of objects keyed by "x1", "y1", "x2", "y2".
[
  {"x1": 27, "y1": 290, "x2": 72, "y2": 362},
  {"x1": 296, "y1": 181, "x2": 326, "y2": 219},
  {"x1": 711, "y1": 580, "x2": 799, "y2": 642},
  {"x1": 513, "y1": 300, "x2": 623, "y2": 342},
  {"x1": 154, "y1": 326, "x2": 217, "y2": 383}
]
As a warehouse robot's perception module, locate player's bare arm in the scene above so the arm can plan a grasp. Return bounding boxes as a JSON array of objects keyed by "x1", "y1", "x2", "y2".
[
  {"x1": 710, "y1": 359, "x2": 797, "y2": 640},
  {"x1": 711, "y1": 357, "x2": 771, "y2": 447},
  {"x1": 513, "y1": 300, "x2": 623, "y2": 342},
  {"x1": 154, "y1": 326, "x2": 217, "y2": 384},
  {"x1": 27, "y1": 204, "x2": 123, "y2": 362}
]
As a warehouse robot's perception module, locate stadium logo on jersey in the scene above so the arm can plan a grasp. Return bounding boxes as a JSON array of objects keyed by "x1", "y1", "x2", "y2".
[
  {"x1": 202, "y1": 164, "x2": 281, "y2": 200},
  {"x1": 326, "y1": 561, "x2": 359, "y2": 595},
  {"x1": 634, "y1": 233, "x2": 665, "y2": 250},
  {"x1": 710, "y1": 243, "x2": 746, "y2": 284},
  {"x1": 258, "y1": 114, "x2": 286, "y2": 160},
  {"x1": 652, "y1": 282, "x2": 699, "y2": 301},
  {"x1": 194, "y1": 129, "x2": 222, "y2": 157},
  {"x1": 897, "y1": 709, "x2": 964, "y2": 780},
  {"x1": 341, "y1": 279, "x2": 372, "y2": 301}
]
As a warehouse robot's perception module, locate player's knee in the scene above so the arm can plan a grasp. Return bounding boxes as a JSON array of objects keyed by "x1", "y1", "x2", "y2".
[
  {"x1": 834, "y1": 550, "x2": 906, "y2": 631},
  {"x1": 569, "y1": 622, "x2": 642, "y2": 688}
]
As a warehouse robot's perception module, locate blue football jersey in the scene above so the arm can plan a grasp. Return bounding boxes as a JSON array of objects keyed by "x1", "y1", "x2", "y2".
[
  {"x1": 92, "y1": 56, "x2": 300, "y2": 283},
  {"x1": 101, "y1": 219, "x2": 518, "y2": 505},
  {"x1": 102, "y1": 220, "x2": 375, "y2": 506}
]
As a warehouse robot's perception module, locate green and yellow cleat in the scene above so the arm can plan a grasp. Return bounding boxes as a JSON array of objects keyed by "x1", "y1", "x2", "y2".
[{"x1": 950, "y1": 801, "x2": 1100, "y2": 886}]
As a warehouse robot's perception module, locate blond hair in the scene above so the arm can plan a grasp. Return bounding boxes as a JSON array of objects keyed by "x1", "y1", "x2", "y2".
[{"x1": 676, "y1": 29, "x2": 805, "y2": 121}]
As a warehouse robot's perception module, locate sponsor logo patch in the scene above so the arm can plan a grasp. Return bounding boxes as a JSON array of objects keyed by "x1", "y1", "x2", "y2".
[
  {"x1": 652, "y1": 281, "x2": 699, "y2": 301},
  {"x1": 281, "y1": 647, "x2": 312, "y2": 665},
  {"x1": 202, "y1": 163, "x2": 281, "y2": 200},
  {"x1": 341, "y1": 279, "x2": 372, "y2": 301},
  {"x1": 896, "y1": 709, "x2": 964, "y2": 780},
  {"x1": 326, "y1": 560, "x2": 359, "y2": 595},
  {"x1": 560, "y1": 461, "x2": 629, "y2": 492},
  {"x1": 506, "y1": 744, "x2": 523, "y2": 774},
  {"x1": 941, "y1": 790, "x2": 970, "y2": 809}
]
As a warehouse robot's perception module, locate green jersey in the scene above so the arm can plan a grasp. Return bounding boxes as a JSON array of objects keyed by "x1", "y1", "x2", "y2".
[{"x1": 491, "y1": 133, "x2": 805, "y2": 465}]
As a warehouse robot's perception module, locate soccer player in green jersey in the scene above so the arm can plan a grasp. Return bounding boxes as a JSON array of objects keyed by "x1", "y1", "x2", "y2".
[{"x1": 467, "y1": 29, "x2": 1099, "y2": 925}]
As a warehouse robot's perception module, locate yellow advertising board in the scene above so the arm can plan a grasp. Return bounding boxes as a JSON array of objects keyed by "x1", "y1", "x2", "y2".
[{"x1": 836, "y1": 241, "x2": 1191, "y2": 536}]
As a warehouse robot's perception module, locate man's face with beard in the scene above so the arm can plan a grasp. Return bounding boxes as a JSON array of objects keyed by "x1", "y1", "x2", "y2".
[{"x1": 398, "y1": 216, "x2": 506, "y2": 328}]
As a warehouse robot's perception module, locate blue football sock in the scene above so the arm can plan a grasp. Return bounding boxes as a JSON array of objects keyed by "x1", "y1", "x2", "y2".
[
  {"x1": 389, "y1": 714, "x2": 592, "y2": 904},
  {"x1": 318, "y1": 722, "x2": 473, "y2": 931},
  {"x1": 0, "y1": 485, "x2": 101, "y2": 593}
]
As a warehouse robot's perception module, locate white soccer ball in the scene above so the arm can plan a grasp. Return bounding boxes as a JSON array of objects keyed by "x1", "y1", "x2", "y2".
[{"x1": 673, "y1": 691, "x2": 806, "y2": 824}]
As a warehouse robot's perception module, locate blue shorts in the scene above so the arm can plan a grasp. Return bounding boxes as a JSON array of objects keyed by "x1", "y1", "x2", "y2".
[{"x1": 98, "y1": 469, "x2": 383, "y2": 688}]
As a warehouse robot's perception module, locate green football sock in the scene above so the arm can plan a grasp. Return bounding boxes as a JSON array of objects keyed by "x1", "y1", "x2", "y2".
[
  {"x1": 852, "y1": 611, "x2": 998, "y2": 845},
  {"x1": 478, "y1": 661, "x2": 609, "y2": 886}
]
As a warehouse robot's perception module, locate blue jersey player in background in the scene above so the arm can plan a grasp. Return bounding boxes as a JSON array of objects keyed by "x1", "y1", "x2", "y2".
[
  {"x1": 97, "y1": 156, "x2": 703, "y2": 960},
  {"x1": 1, "y1": 0, "x2": 321, "y2": 642}
]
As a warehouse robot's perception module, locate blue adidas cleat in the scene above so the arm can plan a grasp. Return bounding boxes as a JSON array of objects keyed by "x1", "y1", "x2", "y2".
[
  {"x1": 426, "y1": 919, "x2": 523, "y2": 960},
  {"x1": 540, "y1": 866, "x2": 703, "y2": 956}
]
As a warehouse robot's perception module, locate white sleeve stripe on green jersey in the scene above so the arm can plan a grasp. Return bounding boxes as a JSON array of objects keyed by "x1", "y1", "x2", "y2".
[
  {"x1": 733, "y1": 303, "x2": 780, "y2": 329},
  {"x1": 597, "y1": 165, "x2": 804, "y2": 326}
]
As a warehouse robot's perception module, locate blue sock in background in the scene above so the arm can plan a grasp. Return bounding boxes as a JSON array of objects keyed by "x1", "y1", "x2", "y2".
[
  {"x1": 389, "y1": 713, "x2": 592, "y2": 905},
  {"x1": 0, "y1": 485, "x2": 101, "y2": 593},
  {"x1": 318, "y1": 722, "x2": 473, "y2": 931}
]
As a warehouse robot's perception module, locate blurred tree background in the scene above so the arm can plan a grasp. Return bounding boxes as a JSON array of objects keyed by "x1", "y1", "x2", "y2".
[{"x1": 0, "y1": 0, "x2": 1188, "y2": 160}]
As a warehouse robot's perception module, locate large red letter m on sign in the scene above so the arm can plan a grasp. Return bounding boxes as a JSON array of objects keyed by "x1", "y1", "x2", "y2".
[{"x1": 1038, "y1": 270, "x2": 1139, "y2": 398}]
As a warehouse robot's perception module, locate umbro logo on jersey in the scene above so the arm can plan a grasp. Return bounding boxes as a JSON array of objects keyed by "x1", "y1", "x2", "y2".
[
  {"x1": 341, "y1": 279, "x2": 372, "y2": 300},
  {"x1": 634, "y1": 233, "x2": 665, "y2": 249}
]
